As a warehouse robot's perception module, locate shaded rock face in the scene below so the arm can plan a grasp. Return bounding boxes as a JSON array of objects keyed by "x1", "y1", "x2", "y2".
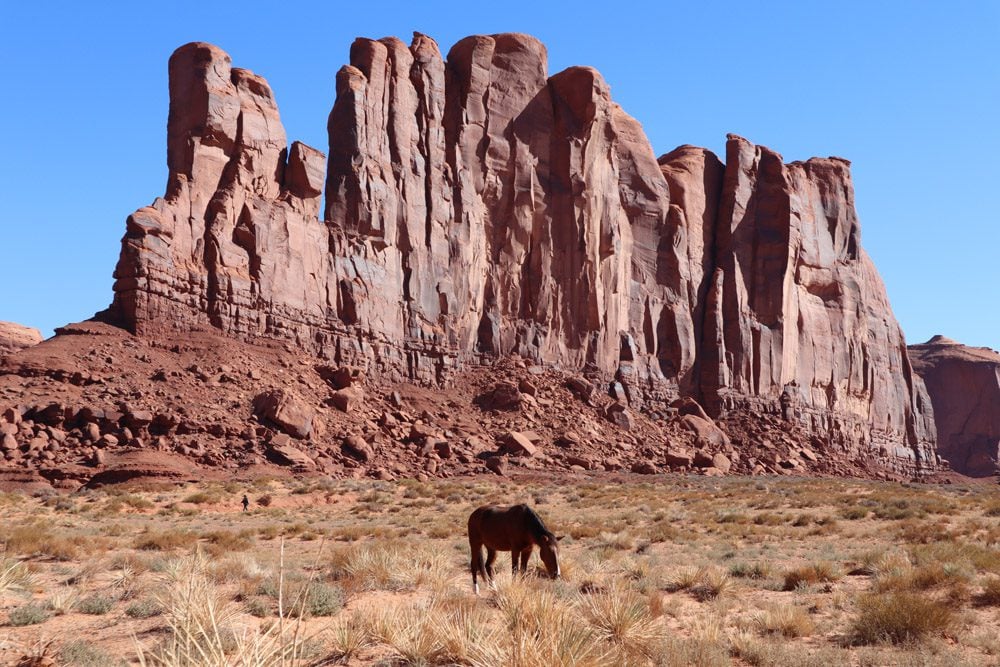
[
  {"x1": 0, "y1": 322, "x2": 43, "y2": 357},
  {"x1": 910, "y1": 336, "x2": 1000, "y2": 476},
  {"x1": 107, "y1": 33, "x2": 935, "y2": 474}
]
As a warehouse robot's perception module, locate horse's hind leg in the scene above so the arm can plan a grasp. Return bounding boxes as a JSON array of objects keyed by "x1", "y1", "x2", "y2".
[{"x1": 470, "y1": 542, "x2": 482, "y2": 595}]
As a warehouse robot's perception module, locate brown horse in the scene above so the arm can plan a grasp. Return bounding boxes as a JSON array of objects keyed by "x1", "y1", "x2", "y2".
[{"x1": 467, "y1": 504, "x2": 561, "y2": 594}]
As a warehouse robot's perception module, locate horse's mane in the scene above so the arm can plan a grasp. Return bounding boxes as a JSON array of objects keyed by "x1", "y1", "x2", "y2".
[{"x1": 523, "y1": 506, "x2": 555, "y2": 542}]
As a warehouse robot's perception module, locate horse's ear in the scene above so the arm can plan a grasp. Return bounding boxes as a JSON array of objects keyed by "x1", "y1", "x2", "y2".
[{"x1": 556, "y1": 535, "x2": 564, "y2": 542}]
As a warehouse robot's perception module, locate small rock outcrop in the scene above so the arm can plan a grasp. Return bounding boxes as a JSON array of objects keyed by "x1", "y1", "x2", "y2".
[
  {"x1": 104, "y1": 33, "x2": 937, "y2": 475},
  {"x1": 910, "y1": 336, "x2": 1000, "y2": 476},
  {"x1": 0, "y1": 322, "x2": 42, "y2": 357}
]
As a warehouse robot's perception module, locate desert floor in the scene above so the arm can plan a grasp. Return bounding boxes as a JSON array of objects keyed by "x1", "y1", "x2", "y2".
[{"x1": 1, "y1": 473, "x2": 999, "y2": 666}]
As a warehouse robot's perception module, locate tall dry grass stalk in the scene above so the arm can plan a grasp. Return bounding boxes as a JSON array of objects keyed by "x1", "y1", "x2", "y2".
[{"x1": 135, "y1": 542, "x2": 317, "y2": 666}]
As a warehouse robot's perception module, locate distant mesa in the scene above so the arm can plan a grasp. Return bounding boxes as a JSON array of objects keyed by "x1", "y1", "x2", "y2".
[
  {"x1": 910, "y1": 336, "x2": 1000, "y2": 476},
  {"x1": 0, "y1": 321, "x2": 42, "y2": 358}
]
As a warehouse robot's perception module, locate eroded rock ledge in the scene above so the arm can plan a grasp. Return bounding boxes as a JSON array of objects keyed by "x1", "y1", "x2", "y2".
[{"x1": 106, "y1": 33, "x2": 936, "y2": 474}]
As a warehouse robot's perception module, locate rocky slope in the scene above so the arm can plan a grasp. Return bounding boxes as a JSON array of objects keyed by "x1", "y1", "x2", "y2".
[
  {"x1": 0, "y1": 320, "x2": 906, "y2": 490},
  {"x1": 910, "y1": 336, "x2": 1000, "y2": 476},
  {"x1": 0, "y1": 322, "x2": 42, "y2": 358},
  {"x1": 2, "y1": 31, "x2": 938, "y2": 482}
]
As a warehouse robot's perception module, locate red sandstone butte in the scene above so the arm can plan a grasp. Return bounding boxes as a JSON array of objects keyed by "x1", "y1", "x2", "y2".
[
  {"x1": 0, "y1": 322, "x2": 43, "y2": 358},
  {"x1": 104, "y1": 33, "x2": 936, "y2": 475},
  {"x1": 910, "y1": 336, "x2": 1000, "y2": 476}
]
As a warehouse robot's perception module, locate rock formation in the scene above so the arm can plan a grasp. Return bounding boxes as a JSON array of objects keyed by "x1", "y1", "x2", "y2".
[
  {"x1": 910, "y1": 336, "x2": 1000, "y2": 476},
  {"x1": 106, "y1": 32, "x2": 936, "y2": 474},
  {"x1": 0, "y1": 322, "x2": 43, "y2": 357}
]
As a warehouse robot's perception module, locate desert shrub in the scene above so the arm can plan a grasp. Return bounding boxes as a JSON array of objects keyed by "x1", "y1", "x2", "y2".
[
  {"x1": 8, "y1": 603, "x2": 50, "y2": 626},
  {"x1": 125, "y1": 598, "x2": 163, "y2": 619},
  {"x1": 839, "y1": 506, "x2": 869, "y2": 520},
  {"x1": 59, "y1": 640, "x2": 122, "y2": 667},
  {"x1": 245, "y1": 596, "x2": 270, "y2": 618},
  {"x1": 782, "y1": 562, "x2": 841, "y2": 591},
  {"x1": 729, "y1": 562, "x2": 770, "y2": 580},
  {"x1": 201, "y1": 529, "x2": 254, "y2": 556},
  {"x1": 303, "y1": 582, "x2": 345, "y2": 617},
  {"x1": 134, "y1": 528, "x2": 197, "y2": 551},
  {"x1": 0, "y1": 522, "x2": 90, "y2": 560},
  {"x1": 183, "y1": 490, "x2": 222, "y2": 505},
  {"x1": 76, "y1": 594, "x2": 115, "y2": 615},
  {"x1": 853, "y1": 591, "x2": 954, "y2": 644},
  {"x1": 257, "y1": 494, "x2": 273, "y2": 507}
]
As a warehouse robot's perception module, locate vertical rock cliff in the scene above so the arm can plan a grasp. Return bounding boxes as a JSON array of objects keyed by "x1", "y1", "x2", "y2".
[
  {"x1": 108, "y1": 32, "x2": 936, "y2": 473},
  {"x1": 910, "y1": 336, "x2": 1000, "y2": 476}
]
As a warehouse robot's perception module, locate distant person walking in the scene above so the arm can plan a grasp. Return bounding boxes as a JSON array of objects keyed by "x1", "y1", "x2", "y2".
[{"x1": 241, "y1": 494, "x2": 250, "y2": 512}]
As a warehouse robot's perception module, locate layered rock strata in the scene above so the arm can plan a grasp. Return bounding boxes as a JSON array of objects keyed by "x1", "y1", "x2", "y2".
[
  {"x1": 910, "y1": 336, "x2": 1000, "y2": 476},
  {"x1": 107, "y1": 33, "x2": 935, "y2": 473}
]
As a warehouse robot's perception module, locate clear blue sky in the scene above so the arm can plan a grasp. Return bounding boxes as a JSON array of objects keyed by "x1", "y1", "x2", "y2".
[{"x1": 1, "y1": 1, "x2": 998, "y2": 349}]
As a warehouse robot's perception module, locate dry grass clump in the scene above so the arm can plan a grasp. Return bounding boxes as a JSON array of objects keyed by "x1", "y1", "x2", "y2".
[
  {"x1": 137, "y1": 551, "x2": 316, "y2": 666},
  {"x1": 665, "y1": 566, "x2": 730, "y2": 601},
  {"x1": 134, "y1": 528, "x2": 198, "y2": 551},
  {"x1": 0, "y1": 557, "x2": 33, "y2": 594},
  {"x1": 782, "y1": 562, "x2": 841, "y2": 591},
  {"x1": 0, "y1": 522, "x2": 93, "y2": 560},
  {"x1": 873, "y1": 560, "x2": 969, "y2": 600},
  {"x1": 852, "y1": 591, "x2": 955, "y2": 645},
  {"x1": 580, "y1": 584, "x2": 662, "y2": 656},
  {"x1": 750, "y1": 604, "x2": 815, "y2": 638},
  {"x1": 329, "y1": 540, "x2": 450, "y2": 592},
  {"x1": 975, "y1": 576, "x2": 1000, "y2": 606}
]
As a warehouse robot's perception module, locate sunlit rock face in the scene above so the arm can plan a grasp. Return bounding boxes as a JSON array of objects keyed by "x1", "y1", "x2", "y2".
[
  {"x1": 108, "y1": 33, "x2": 936, "y2": 474},
  {"x1": 910, "y1": 336, "x2": 1000, "y2": 476}
]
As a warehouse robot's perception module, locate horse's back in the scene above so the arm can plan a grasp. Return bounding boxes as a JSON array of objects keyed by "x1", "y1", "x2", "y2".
[{"x1": 468, "y1": 504, "x2": 534, "y2": 550}]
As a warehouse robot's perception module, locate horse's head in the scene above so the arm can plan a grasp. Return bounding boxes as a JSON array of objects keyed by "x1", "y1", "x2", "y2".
[{"x1": 539, "y1": 533, "x2": 561, "y2": 579}]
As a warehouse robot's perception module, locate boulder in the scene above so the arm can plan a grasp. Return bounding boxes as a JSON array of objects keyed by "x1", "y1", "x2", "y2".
[
  {"x1": 484, "y1": 456, "x2": 506, "y2": 476},
  {"x1": 253, "y1": 389, "x2": 314, "y2": 439},
  {"x1": 566, "y1": 377, "x2": 594, "y2": 401},
  {"x1": 476, "y1": 381, "x2": 522, "y2": 411},
  {"x1": 267, "y1": 435, "x2": 315, "y2": 467},
  {"x1": 341, "y1": 435, "x2": 372, "y2": 462},
  {"x1": 679, "y1": 414, "x2": 730, "y2": 449},
  {"x1": 712, "y1": 453, "x2": 732, "y2": 474},
  {"x1": 328, "y1": 387, "x2": 364, "y2": 413},
  {"x1": 605, "y1": 402, "x2": 632, "y2": 430},
  {"x1": 693, "y1": 449, "x2": 714, "y2": 468},
  {"x1": 664, "y1": 449, "x2": 693, "y2": 467},
  {"x1": 500, "y1": 431, "x2": 537, "y2": 457}
]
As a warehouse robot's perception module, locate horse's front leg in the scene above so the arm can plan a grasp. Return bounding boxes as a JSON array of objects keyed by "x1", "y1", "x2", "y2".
[
  {"x1": 519, "y1": 546, "x2": 533, "y2": 575},
  {"x1": 485, "y1": 549, "x2": 498, "y2": 587}
]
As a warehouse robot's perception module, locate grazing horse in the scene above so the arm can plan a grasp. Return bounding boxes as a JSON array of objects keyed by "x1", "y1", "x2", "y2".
[{"x1": 467, "y1": 504, "x2": 561, "y2": 594}]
